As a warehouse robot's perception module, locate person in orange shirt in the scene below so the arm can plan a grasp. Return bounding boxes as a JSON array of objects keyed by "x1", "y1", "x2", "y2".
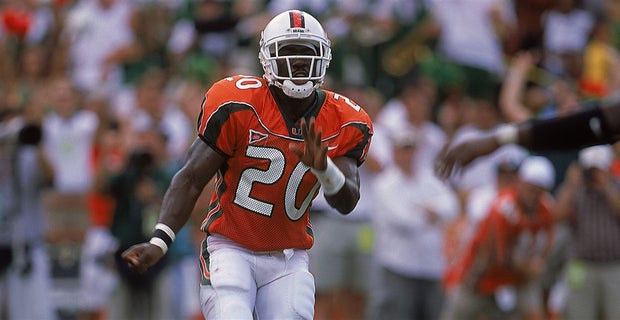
[{"x1": 441, "y1": 156, "x2": 555, "y2": 320}]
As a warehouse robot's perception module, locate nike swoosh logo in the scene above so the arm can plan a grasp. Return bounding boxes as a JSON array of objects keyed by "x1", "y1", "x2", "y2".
[{"x1": 327, "y1": 145, "x2": 338, "y2": 151}]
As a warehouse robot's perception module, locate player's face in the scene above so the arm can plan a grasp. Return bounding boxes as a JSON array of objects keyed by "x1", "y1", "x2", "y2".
[{"x1": 276, "y1": 45, "x2": 316, "y2": 84}]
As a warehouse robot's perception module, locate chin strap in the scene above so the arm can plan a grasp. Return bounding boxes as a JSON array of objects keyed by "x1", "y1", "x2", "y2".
[{"x1": 281, "y1": 80, "x2": 314, "y2": 99}]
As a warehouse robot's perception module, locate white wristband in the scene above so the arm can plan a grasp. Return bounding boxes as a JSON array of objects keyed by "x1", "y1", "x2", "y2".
[
  {"x1": 155, "y1": 223, "x2": 176, "y2": 242},
  {"x1": 150, "y1": 237, "x2": 168, "y2": 254},
  {"x1": 495, "y1": 124, "x2": 518, "y2": 145},
  {"x1": 310, "y1": 157, "x2": 346, "y2": 196}
]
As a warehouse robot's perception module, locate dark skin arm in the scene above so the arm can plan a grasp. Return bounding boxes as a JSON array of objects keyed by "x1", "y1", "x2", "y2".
[
  {"x1": 434, "y1": 122, "x2": 533, "y2": 178},
  {"x1": 326, "y1": 157, "x2": 360, "y2": 214},
  {"x1": 121, "y1": 138, "x2": 225, "y2": 273},
  {"x1": 606, "y1": 101, "x2": 620, "y2": 136},
  {"x1": 436, "y1": 101, "x2": 620, "y2": 179}
]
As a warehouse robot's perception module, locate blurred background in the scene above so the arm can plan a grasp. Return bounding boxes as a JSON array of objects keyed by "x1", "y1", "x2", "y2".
[{"x1": 1, "y1": 0, "x2": 620, "y2": 319}]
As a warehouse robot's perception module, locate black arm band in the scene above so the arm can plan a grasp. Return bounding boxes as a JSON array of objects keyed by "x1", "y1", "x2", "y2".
[
  {"x1": 152, "y1": 229, "x2": 173, "y2": 247},
  {"x1": 530, "y1": 104, "x2": 616, "y2": 151}
]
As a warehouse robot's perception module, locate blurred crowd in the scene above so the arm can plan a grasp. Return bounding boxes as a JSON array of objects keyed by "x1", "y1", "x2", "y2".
[{"x1": 1, "y1": 0, "x2": 620, "y2": 319}]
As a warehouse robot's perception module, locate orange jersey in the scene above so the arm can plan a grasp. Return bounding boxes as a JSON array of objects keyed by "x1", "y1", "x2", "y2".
[
  {"x1": 448, "y1": 187, "x2": 554, "y2": 295},
  {"x1": 196, "y1": 75, "x2": 373, "y2": 251}
]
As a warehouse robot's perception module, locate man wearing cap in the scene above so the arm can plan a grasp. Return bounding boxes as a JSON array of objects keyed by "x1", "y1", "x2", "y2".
[
  {"x1": 369, "y1": 129, "x2": 459, "y2": 320},
  {"x1": 553, "y1": 145, "x2": 620, "y2": 320},
  {"x1": 441, "y1": 156, "x2": 556, "y2": 320}
]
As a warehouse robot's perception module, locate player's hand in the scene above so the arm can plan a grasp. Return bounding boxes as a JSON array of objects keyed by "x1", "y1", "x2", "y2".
[
  {"x1": 435, "y1": 135, "x2": 500, "y2": 179},
  {"x1": 290, "y1": 117, "x2": 328, "y2": 170},
  {"x1": 121, "y1": 242, "x2": 164, "y2": 274}
]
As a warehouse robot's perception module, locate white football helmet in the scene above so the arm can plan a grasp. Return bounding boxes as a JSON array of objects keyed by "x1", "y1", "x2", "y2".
[{"x1": 259, "y1": 10, "x2": 331, "y2": 99}]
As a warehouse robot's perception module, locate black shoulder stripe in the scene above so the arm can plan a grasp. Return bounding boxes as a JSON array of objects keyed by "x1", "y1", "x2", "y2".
[
  {"x1": 344, "y1": 122, "x2": 373, "y2": 166},
  {"x1": 199, "y1": 102, "x2": 253, "y2": 154}
]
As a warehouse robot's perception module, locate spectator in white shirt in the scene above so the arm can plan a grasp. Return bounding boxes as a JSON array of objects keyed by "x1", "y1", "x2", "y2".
[
  {"x1": 368, "y1": 129, "x2": 459, "y2": 320},
  {"x1": 63, "y1": 0, "x2": 134, "y2": 93},
  {"x1": 42, "y1": 77, "x2": 99, "y2": 193}
]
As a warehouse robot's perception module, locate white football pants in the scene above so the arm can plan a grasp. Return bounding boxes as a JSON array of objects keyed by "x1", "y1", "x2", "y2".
[{"x1": 200, "y1": 235, "x2": 315, "y2": 320}]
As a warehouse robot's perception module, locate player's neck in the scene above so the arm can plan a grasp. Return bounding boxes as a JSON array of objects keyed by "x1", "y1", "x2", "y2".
[{"x1": 271, "y1": 87, "x2": 317, "y2": 121}]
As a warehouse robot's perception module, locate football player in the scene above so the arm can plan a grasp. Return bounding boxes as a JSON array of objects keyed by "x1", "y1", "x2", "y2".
[{"x1": 121, "y1": 10, "x2": 373, "y2": 319}]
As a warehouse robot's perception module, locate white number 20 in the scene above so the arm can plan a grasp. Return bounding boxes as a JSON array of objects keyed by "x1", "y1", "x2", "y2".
[{"x1": 234, "y1": 146, "x2": 320, "y2": 221}]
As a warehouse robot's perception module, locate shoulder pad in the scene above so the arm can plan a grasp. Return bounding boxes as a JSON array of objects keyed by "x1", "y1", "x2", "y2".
[{"x1": 206, "y1": 75, "x2": 268, "y2": 106}]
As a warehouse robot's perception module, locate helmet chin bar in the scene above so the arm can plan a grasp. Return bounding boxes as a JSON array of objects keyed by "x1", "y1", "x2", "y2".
[{"x1": 281, "y1": 79, "x2": 314, "y2": 99}]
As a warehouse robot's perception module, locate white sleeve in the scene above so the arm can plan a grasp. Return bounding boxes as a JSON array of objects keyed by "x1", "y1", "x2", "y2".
[{"x1": 372, "y1": 170, "x2": 426, "y2": 231}]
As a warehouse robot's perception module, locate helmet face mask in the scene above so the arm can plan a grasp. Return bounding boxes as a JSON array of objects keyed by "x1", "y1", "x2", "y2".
[
  {"x1": 259, "y1": 10, "x2": 331, "y2": 99},
  {"x1": 273, "y1": 45, "x2": 318, "y2": 79}
]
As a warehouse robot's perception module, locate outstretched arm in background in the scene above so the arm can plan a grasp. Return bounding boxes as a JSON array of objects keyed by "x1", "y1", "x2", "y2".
[{"x1": 436, "y1": 98, "x2": 620, "y2": 178}]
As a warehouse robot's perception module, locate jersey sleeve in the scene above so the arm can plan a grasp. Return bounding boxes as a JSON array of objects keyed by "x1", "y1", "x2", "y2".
[
  {"x1": 339, "y1": 121, "x2": 373, "y2": 166},
  {"x1": 195, "y1": 78, "x2": 247, "y2": 157},
  {"x1": 329, "y1": 98, "x2": 373, "y2": 166}
]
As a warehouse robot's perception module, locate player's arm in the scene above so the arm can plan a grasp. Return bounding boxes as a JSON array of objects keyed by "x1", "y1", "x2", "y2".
[
  {"x1": 436, "y1": 99, "x2": 620, "y2": 178},
  {"x1": 323, "y1": 156, "x2": 360, "y2": 214},
  {"x1": 157, "y1": 139, "x2": 224, "y2": 232},
  {"x1": 290, "y1": 117, "x2": 361, "y2": 214},
  {"x1": 121, "y1": 138, "x2": 225, "y2": 273}
]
